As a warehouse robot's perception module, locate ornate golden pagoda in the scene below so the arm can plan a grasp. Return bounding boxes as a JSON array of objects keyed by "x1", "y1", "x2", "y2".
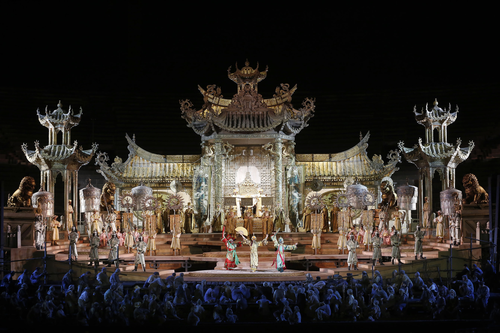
[
  {"x1": 22, "y1": 101, "x2": 98, "y2": 228},
  {"x1": 96, "y1": 61, "x2": 401, "y2": 227}
]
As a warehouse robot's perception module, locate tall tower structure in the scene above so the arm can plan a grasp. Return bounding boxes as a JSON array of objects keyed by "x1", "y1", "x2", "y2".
[
  {"x1": 21, "y1": 101, "x2": 98, "y2": 229},
  {"x1": 398, "y1": 99, "x2": 474, "y2": 223}
]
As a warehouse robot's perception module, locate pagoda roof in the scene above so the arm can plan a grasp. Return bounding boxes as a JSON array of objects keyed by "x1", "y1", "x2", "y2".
[
  {"x1": 414, "y1": 99, "x2": 458, "y2": 129},
  {"x1": 295, "y1": 132, "x2": 401, "y2": 182},
  {"x1": 95, "y1": 134, "x2": 200, "y2": 186},
  {"x1": 21, "y1": 141, "x2": 97, "y2": 171},
  {"x1": 37, "y1": 101, "x2": 82, "y2": 131},
  {"x1": 398, "y1": 138, "x2": 474, "y2": 169},
  {"x1": 180, "y1": 61, "x2": 315, "y2": 137}
]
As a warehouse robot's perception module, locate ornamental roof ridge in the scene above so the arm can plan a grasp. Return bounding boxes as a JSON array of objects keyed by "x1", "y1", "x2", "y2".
[
  {"x1": 126, "y1": 133, "x2": 168, "y2": 163},
  {"x1": 227, "y1": 59, "x2": 268, "y2": 88},
  {"x1": 37, "y1": 100, "x2": 82, "y2": 130},
  {"x1": 413, "y1": 98, "x2": 459, "y2": 127},
  {"x1": 328, "y1": 132, "x2": 370, "y2": 162}
]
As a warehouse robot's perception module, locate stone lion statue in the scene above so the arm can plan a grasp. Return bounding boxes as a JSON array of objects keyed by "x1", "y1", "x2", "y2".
[
  {"x1": 7, "y1": 176, "x2": 36, "y2": 207},
  {"x1": 378, "y1": 177, "x2": 397, "y2": 209},
  {"x1": 462, "y1": 173, "x2": 489, "y2": 204},
  {"x1": 100, "y1": 182, "x2": 116, "y2": 212}
]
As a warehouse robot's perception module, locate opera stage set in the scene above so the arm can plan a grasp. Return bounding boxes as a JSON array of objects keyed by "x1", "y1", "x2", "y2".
[{"x1": 3, "y1": 61, "x2": 492, "y2": 283}]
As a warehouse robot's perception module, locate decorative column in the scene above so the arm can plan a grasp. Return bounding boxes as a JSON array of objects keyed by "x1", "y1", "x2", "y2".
[
  {"x1": 274, "y1": 138, "x2": 284, "y2": 209},
  {"x1": 213, "y1": 139, "x2": 224, "y2": 208}
]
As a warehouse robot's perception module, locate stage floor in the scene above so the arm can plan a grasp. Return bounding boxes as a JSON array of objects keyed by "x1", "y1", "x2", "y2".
[{"x1": 183, "y1": 268, "x2": 313, "y2": 282}]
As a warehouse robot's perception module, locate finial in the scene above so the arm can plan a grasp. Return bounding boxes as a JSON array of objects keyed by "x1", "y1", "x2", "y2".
[
  {"x1": 133, "y1": 134, "x2": 136, "y2": 142},
  {"x1": 57, "y1": 100, "x2": 63, "y2": 108},
  {"x1": 433, "y1": 98, "x2": 438, "y2": 106}
]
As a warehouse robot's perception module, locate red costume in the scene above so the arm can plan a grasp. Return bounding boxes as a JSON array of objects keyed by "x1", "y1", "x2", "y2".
[{"x1": 222, "y1": 227, "x2": 242, "y2": 270}]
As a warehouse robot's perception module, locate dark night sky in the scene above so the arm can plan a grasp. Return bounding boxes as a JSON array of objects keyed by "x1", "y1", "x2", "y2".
[{"x1": 1, "y1": 3, "x2": 499, "y2": 193}]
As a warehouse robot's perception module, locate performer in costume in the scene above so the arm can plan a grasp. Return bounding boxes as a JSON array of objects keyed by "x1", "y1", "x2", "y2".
[
  {"x1": 51, "y1": 215, "x2": 60, "y2": 246},
  {"x1": 450, "y1": 203, "x2": 461, "y2": 245},
  {"x1": 183, "y1": 202, "x2": 194, "y2": 233},
  {"x1": 372, "y1": 231, "x2": 383, "y2": 266},
  {"x1": 382, "y1": 226, "x2": 391, "y2": 246},
  {"x1": 34, "y1": 213, "x2": 45, "y2": 251},
  {"x1": 117, "y1": 228, "x2": 125, "y2": 246},
  {"x1": 99, "y1": 228, "x2": 107, "y2": 247},
  {"x1": 434, "y1": 210, "x2": 444, "y2": 243},
  {"x1": 225, "y1": 207, "x2": 237, "y2": 236},
  {"x1": 357, "y1": 225, "x2": 365, "y2": 247},
  {"x1": 107, "y1": 232, "x2": 120, "y2": 267},
  {"x1": 361, "y1": 209, "x2": 374, "y2": 250},
  {"x1": 378, "y1": 209, "x2": 387, "y2": 231},
  {"x1": 89, "y1": 231, "x2": 100, "y2": 267},
  {"x1": 221, "y1": 226, "x2": 241, "y2": 270},
  {"x1": 147, "y1": 229, "x2": 157, "y2": 256},
  {"x1": 392, "y1": 207, "x2": 404, "y2": 232},
  {"x1": 68, "y1": 226, "x2": 79, "y2": 262},
  {"x1": 171, "y1": 218, "x2": 182, "y2": 256},
  {"x1": 261, "y1": 206, "x2": 273, "y2": 235},
  {"x1": 132, "y1": 226, "x2": 140, "y2": 243},
  {"x1": 132, "y1": 235, "x2": 147, "y2": 271},
  {"x1": 346, "y1": 234, "x2": 358, "y2": 270},
  {"x1": 414, "y1": 225, "x2": 426, "y2": 260},
  {"x1": 124, "y1": 228, "x2": 135, "y2": 253},
  {"x1": 243, "y1": 207, "x2": 254, "y2": 235},
  {"x1": 337, "y1": 229, "x2": 347, "y2": 253},
  {"x1": 90, "y1": 211, "x2": 101, "y2": 234},
  {"x1": 271, "y1": 230, "x2": 298, "y2": 272},
  {"x1": 391, "y1": 230, "x2": 401, "y2": 265},
  {"x1": 241, "y1": 233, "x2": 268, "y2": 272}
]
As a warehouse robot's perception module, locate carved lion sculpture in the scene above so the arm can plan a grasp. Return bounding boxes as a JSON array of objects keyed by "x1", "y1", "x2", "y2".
[
  {"x1": 462, "y1": 173, "x2": 489, "y2": 204},
  {"x1": 378, "y1": 177, "x2": 398, "y2": 210},
  {"x1": 7, "y1": 176, "x2": 36, "y2": 207},
  {"x1": 100, "y1": 182, "x2": 116, "y2": 212}
]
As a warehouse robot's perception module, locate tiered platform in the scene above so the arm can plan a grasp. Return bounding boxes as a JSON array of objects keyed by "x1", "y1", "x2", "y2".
[{"x1": 34, "y1": 228, "x2": 476, "y2": 283}]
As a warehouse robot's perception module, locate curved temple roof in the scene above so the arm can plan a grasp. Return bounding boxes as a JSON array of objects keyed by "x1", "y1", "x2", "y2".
[
  {"x1": 180, "y1": 61, "x2": 315, "y2": 137},
  {"x1": 296, "y1": 132, "x2": 400, "y2": 181}
]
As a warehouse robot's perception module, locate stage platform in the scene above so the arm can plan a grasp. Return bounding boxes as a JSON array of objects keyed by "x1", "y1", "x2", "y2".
[{"x1": 10, "y1": 229, "x2": 476, "y2": 284}]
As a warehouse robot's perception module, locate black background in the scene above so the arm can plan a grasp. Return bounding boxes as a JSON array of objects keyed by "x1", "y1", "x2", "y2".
[{"x1": 1, "y1": 3, "x2": 498, "y2": 207}]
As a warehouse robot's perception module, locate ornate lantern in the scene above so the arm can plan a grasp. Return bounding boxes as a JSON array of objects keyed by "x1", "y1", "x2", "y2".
[
  {"x1": 32, "y1": 187, "x2": 54, "y2": 218},
  {"x1": 131, "y1": 182, "x2": 153, "y2": 211},
  {"x1": 440, "y1": 188, "x2": 462, "y2": 216},
  {"x1": 80, "y1": 179, "x2": 101, "y2": 213},
  {"x1": 396, "y1": 184, "x2": 418, "y2": 210},
  {"x1": 346, "y1": 183, "x2": 368, "y2": 209}
]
